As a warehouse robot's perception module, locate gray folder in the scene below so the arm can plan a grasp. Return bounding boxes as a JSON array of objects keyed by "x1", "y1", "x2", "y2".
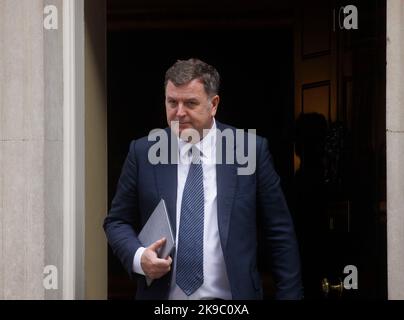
[{"x1": 138, "y1": 199, "x2": 175, "y2": 285}]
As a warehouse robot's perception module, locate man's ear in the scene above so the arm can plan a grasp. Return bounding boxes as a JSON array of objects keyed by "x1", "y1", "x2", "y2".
[{"x1": 210, "y1": 95, "x2": 220, "y2": 116}]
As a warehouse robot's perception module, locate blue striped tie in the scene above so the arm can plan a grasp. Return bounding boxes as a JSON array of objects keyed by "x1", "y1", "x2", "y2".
[{"x1": 176, "y1": 147, "x2": 204, "y2": 295}]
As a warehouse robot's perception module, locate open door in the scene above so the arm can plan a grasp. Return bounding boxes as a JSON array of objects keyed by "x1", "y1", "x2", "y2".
[{"x1": 293, "y1": 0, "x2": 386, "y2": 299}]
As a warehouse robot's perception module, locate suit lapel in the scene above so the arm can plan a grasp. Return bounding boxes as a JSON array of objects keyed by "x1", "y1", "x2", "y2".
[{"x1": 216, "y1": 122, "x2": 237, "y2": 251}]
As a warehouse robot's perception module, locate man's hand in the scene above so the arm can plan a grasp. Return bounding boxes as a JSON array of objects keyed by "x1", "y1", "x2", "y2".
[{"x1": 141, "y1": 238, "x2": 173, "y2": 280}]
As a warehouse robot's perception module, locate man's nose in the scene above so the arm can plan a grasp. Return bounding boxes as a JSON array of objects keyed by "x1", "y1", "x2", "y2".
[{"x1": 176, "y1": 104, "x2": 186, "y2": 117}]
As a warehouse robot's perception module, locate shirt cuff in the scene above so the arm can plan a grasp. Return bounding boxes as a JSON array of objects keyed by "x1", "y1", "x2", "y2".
[{"x1": 133, "y1": 247, "x2": 146, "y2": 275}]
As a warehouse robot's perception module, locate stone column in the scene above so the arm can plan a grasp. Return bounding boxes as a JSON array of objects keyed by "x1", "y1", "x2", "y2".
[
  {"x1": 386, "y1": 0, "x2": 404, "y2": 300},
  {"x1": 0, "y1": 0, "x2": 64, "y2": 299}
]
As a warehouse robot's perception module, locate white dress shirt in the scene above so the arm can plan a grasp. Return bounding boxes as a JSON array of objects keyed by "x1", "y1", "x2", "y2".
[{"x1": 133, "y1": 119, "x2": 232, "y2": 300}]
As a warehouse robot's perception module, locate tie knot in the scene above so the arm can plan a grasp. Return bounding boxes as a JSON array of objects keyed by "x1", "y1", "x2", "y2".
[{"x1": 189, "y1": 146, "x2": 202, "y2": 164}]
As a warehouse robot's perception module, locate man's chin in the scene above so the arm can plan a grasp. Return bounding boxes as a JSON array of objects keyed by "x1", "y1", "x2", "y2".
[
  {"x1": 179, "y1": 127, "x2": 202, "y2": 144},
  {"x1": 169, "y1": 122, "x2": 202, "y2": 142},
  {"x1": 179, "y1": 123, "x2": 191, "y2": 129}
]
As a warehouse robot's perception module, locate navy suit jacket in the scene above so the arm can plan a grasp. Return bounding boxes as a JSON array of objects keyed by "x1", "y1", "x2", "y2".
[{"x1": 103, "y1": 121, "x2": 303, "y2": 300}]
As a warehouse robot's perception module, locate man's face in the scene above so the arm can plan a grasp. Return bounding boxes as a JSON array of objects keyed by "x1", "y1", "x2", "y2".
[{"x1": 165, "y1": 79, "x2": 219, "y2": 141}]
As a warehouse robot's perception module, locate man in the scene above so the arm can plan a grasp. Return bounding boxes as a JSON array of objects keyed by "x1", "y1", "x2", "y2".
[{"x1": 103, "y1": 58, "x2": 303, "y2": 300}]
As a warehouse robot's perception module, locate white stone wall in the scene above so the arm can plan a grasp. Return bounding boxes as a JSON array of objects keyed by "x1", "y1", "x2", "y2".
[
  {"x1": 0, "y1": 0, "x2": 63, "y2": 299},
  {"x1": 387, "y1": 0, "x2": 404, "y2": 300}
]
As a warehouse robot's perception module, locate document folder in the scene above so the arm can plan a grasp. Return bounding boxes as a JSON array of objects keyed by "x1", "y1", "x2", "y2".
[{"x1": 138, "y1": 199, "x2": 175, "y2": 286}]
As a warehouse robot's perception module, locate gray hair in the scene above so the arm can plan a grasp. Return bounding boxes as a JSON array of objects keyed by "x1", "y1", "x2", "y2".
[{"x1": 164, "y1": 58, "x2": 220, "y2": 97}]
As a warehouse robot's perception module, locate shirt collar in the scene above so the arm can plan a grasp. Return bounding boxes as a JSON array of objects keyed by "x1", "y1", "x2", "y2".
[{"x1": 178, "y1": 118, "x2": 217, "y2": 162}]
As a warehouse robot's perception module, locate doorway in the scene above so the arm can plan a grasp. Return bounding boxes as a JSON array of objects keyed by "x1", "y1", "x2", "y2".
[
  {"x1": 106, "y1": 3, "x2": 295, "y2": 300},
  {"x1": 105, "y1": 0, "x2": 387, "y2": 300}
]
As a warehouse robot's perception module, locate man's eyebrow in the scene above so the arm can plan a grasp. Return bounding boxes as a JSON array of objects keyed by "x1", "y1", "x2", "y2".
[{"x1": 166, "y1": 96, "x2": 199, "y2": 102}]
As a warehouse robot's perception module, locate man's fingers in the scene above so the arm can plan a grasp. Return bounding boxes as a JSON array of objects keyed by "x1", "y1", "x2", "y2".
[
  {"x1": 148, "y1": 238, "x2": 166, "y2": 252},
  {"x1": 152, "y1": 257, "x2": 171, "y2": 268},
  {"x1": 141, "y1": 239, "x2": 172, "y2": 279},
  {"x1": 145, "y1": 256, "x2": 172, "y2": 280},
  {"x1": 166, "y1": 256, "x2": 172, "y2": 271}
]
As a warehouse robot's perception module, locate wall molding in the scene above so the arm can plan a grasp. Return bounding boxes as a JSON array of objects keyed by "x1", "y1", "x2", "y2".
[{"x1": 62, "y1": 0, "x2": 85, "y2": 300}]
